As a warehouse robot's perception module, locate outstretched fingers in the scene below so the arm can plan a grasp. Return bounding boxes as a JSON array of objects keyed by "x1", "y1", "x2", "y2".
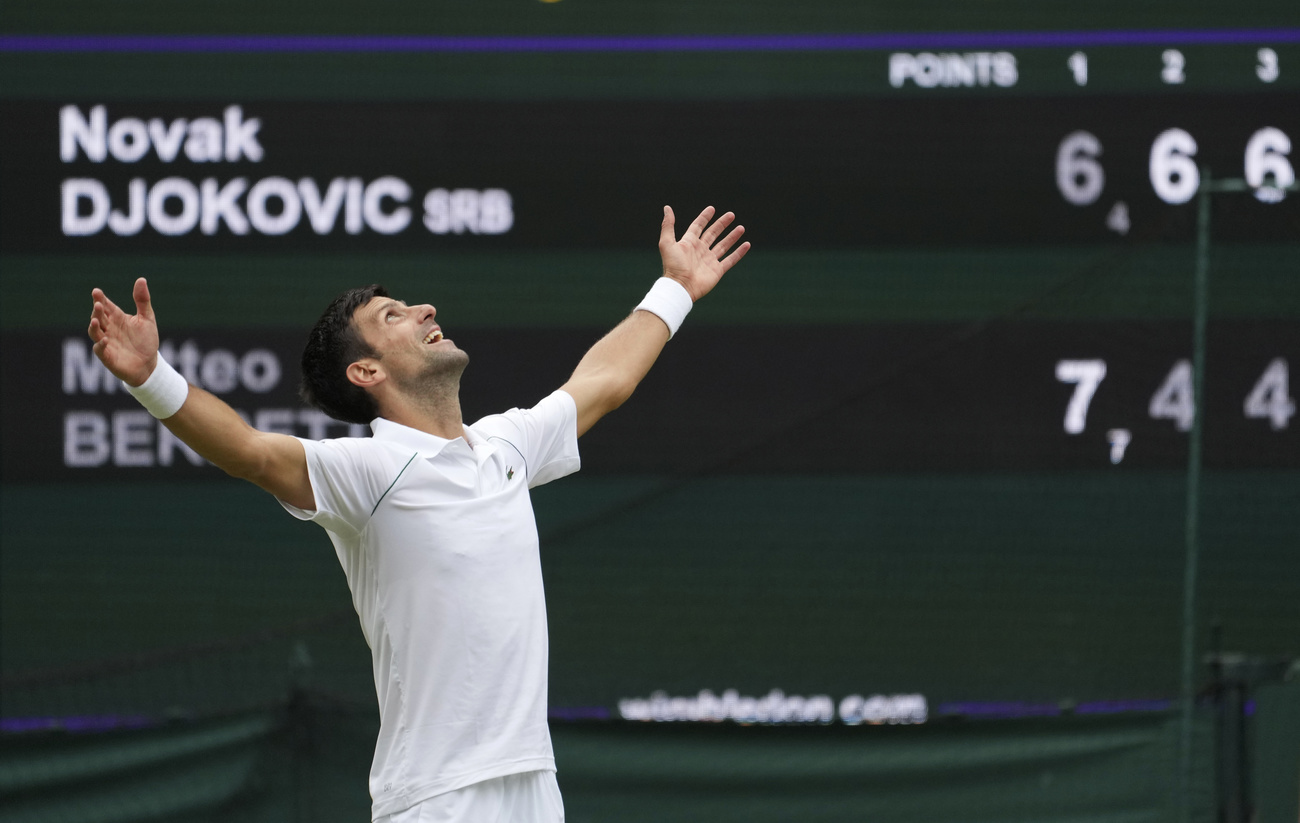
[
  {"x1": 712, "y1": 223, "x2": 746, "y2": 259},
  {"x1": 700, "y1": 211, "x2": 735, "y2": 248},
  {"x1": 89, "y1": 290, "x2": 119, "y2": 340},
  {"x1": 91, "y1": 287, "x2": 123, "y2": 318},
  {"x1": 90, "y1": 328, "x2": 111, "y2": 359},
  {"x1": 718, "y1": 239, "x2": 751, "y2": 273},
  {"x1": 686, "y1": 206, "x2": 716, "y2": 239},
  {"x1": 88, "y1": 307, "x2": 116, "y2": 361}
]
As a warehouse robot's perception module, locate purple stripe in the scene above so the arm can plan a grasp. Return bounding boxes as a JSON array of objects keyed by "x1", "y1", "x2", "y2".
[
  {"x1": 935, "y1": 701, "x2": 1062, "y2": 718},
  {"x1": 1, "y1": 714, "x2": 156, "y2": 734},
  {"x1": 1, "y1": 29, "x2": 1298, "y2": 54},
  {"x1": 1075, "y1": 698, "x2": 1174, "y2": 714}
]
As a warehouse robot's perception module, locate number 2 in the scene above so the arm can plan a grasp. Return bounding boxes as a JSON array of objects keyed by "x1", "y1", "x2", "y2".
[{"x1": 1162, "y1": 50, "x2": 1186, "y2": 84}]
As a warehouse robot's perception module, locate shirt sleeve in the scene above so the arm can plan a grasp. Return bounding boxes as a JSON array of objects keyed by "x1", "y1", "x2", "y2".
[
  {"x1": 278, "y1": 436, "x2": 414, "y2": 536},
  {"x1": 473, "y1": 389, "x2": 581, "y2": 488}
]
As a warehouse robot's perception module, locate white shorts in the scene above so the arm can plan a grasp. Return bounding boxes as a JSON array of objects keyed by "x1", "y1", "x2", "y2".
[{"x1": 375, "y1": 770, "x2": 564, "y2": 823}]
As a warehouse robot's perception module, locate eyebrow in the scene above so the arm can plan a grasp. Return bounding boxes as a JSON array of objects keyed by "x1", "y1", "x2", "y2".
[{"x1": 371, "y1": 299, "x2": 408, "y2": 319}]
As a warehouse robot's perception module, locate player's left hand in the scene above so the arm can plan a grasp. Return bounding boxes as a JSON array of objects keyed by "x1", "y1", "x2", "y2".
[{"x1": 658, "y1": 205, "x2": 750, "y2": 302}]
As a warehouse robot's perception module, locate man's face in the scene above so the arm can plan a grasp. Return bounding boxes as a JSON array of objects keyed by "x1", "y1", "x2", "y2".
[{"x1": 352, "y1": 295, "x2": 469, "y2": 392}]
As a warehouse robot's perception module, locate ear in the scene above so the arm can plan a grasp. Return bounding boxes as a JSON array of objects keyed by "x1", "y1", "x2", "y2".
[{"x1": 346, "y1": 358, "x2": 385, "y2": 390}]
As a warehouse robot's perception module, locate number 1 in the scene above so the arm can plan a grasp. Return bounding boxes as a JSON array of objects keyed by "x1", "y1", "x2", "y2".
[{"x1": 1069, "y1": 52, "x2": 1088, "y2": 86}]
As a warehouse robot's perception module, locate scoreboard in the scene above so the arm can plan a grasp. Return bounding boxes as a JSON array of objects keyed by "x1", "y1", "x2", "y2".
[
  {"x1": 1, "y1": 10, "x2": 1297, "y2": 719},
  {"x1": 3, "y1": 92, "x2": 1299, "y2": 250}
]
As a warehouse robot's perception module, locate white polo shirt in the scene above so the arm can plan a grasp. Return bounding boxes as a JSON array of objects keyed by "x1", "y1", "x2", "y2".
[{"x1": 279, "y1": 389, "x2": 581, "y2": 819}]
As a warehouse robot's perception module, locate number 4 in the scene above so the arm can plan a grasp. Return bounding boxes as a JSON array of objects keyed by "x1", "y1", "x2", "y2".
[
  {"x1": 1149, "y1": 360, "x2": 1195, "y2": 431},
  {"x1": 1244, "y1": 358, "x2": 1295, "y2": 430}
]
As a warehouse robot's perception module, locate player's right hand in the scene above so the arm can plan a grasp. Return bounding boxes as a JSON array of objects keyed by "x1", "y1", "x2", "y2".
[{"x1": 88, "y1": 277, "x2": 160, "y2": 387}]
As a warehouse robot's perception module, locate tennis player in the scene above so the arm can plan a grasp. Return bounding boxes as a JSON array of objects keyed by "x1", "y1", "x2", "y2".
[{"x1": 88, "y1": 205, "x2": 748, "y2": 823}]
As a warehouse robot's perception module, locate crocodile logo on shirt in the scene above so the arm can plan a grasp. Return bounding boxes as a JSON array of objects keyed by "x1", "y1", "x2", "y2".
[{"x1": 507, "y1": 467, "x2": 515, "y2": 480}]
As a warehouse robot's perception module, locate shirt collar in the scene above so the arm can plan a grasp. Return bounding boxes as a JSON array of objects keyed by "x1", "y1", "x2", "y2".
[{"x1": 369, "y1": 417, "x2": 489, "y2": 458}]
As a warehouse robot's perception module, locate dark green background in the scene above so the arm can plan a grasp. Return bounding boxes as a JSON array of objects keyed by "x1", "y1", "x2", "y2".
[{"x1": 2, "y1": 2, "x2": 1298, "y2": 820}]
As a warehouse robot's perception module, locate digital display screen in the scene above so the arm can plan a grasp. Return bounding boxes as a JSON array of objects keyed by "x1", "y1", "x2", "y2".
[{"x1": 2, "y1": 19, "x2": 1296, "y2": 724}]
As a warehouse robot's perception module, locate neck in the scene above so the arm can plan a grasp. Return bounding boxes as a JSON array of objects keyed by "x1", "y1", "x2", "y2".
[{"x1": 379, "y1": 382, "x2": 465, "y2": 440}]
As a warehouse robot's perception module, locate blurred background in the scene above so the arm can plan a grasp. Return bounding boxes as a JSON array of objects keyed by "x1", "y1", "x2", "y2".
[{"x1": 1, "y1": 2, "x2": 1298, "y2": 821}]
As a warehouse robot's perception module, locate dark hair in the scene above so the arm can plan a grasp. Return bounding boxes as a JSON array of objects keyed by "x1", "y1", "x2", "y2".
[{"x1": 300, "y1": 284, "x2": 389, "y2": 425}]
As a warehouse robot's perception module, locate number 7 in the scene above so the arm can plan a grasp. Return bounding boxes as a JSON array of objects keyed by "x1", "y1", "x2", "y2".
[{"x1": 1056, "y1": 359, "x2": 1108, "y2": 434}]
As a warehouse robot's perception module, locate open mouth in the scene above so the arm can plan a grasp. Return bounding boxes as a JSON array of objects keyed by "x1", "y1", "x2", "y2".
[{"x1": 422, "y1": 328, "x2": 444, "y2": 344}]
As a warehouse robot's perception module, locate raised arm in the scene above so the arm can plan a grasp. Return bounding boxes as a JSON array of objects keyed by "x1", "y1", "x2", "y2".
[
  {"x1": 561, "y1": 205, "x2": 749, "y2": 436},
  {"x1": 88, "y1": 278, "x2": 315, "y2": 510}
]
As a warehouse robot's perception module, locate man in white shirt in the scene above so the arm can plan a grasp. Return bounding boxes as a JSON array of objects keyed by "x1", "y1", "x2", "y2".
[{"x1": 87, "y1": 205, "x2": 749, "y2": 823}]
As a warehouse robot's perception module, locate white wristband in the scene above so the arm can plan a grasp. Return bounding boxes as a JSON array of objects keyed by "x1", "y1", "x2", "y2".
[
  {"x1": 124, "y1": 357, "x2": 189, "y2": 419},
  {"x1": 635, "y1": 277, "x2": 693, "y2": 338}
]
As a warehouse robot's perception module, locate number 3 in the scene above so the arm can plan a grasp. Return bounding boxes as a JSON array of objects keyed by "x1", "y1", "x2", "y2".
[{"x1": 1257, "y1": 48, "x2": 1279, "y2": 83}]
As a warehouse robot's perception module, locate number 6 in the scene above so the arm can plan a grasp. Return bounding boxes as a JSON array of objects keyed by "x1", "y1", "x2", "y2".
[
  {"x1": 1150, "y1": 128, "x2": 1199, "y2": 204},
  {"x1": 1244, "y1": 127, "x2": 1294, "y2": 202},
  {"x1": 1056, "y1": 132, "x2": 1105, "y2": 206}
]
